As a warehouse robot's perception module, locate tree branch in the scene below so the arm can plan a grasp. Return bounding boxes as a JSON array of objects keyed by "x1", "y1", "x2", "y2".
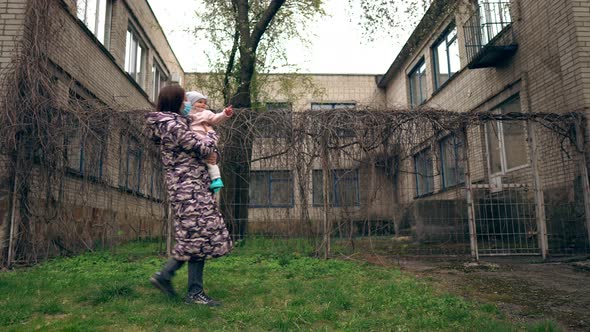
[
  {"x1": 223, "y1": 3, "x2": 240, "y2": 105},
  {"x1": 250, "y1": 0, "x2": 286, "y2": 52}
]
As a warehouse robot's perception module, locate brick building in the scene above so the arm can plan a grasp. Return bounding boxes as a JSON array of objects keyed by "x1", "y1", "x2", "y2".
[
  {"x1": 377, "y1": 0, "x2": 590, "y2": 257},
  {"x1": 0, "y1": 0, "x2": 183, "y2": 265},
  {"x1": 186, "y1": 0, "x2": 590, "y2": 257}
]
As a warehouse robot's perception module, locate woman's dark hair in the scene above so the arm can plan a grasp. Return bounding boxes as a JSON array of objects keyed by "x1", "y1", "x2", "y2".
[{"x1": 157, "y1": 85, "x2": 185, "y2": 114}]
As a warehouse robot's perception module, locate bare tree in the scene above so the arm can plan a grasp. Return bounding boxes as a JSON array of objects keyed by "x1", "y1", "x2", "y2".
[{"x1": 189, "y1": 0, "x2": 325, "y2": 237}]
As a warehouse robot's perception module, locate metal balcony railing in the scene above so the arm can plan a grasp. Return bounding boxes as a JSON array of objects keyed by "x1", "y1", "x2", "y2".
[{"x1": 464, "y1": 1, "x2": 518, "y2": 69}]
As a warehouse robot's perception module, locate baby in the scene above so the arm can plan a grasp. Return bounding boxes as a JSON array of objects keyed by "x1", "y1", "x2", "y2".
[{"x1": 184, "y1": 91, "x2": 233, "y2": 193}]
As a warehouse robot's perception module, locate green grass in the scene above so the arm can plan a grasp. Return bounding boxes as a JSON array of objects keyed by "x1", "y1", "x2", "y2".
[{"x1": 0, "y1": 238, "x2": 555, "y2": 331}]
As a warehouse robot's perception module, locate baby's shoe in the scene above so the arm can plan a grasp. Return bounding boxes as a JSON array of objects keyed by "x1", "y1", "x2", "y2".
[{"x1": 210, "y1": 178, "x2": 224, "y2": 193}]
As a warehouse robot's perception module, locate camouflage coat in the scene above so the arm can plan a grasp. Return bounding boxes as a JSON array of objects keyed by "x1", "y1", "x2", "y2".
[{"x1": 145, "y1": 111, "x2": 232, "y2": 260}]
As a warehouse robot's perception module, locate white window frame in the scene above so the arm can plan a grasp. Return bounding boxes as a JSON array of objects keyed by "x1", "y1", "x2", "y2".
[
  {"x1": 484, "y1": 96, "x2": 528, "y2": 177},
  {"x1": 76, "y1": 0, "x2": 112, "y2": 46},
  {"x1": 125, "y1": 25, "x2": 146, "y2": 88},
  {"x1": 151, "y1": 61, "x2": 168, "y2": 101}
]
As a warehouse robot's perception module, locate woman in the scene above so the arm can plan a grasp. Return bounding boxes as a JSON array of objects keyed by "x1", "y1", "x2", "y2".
[{"x1": 145, "y1": 85, "x2": 232, "y2": 306}]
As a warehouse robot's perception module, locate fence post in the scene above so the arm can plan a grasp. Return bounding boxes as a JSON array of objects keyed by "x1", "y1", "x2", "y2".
[
  {"x1": 321, "y1": 135, "x2": 331, "y2": 259},
  {"x1": 526, "y1": 120, "x2": 549, "y2": 259},
  {"x1": 7, "y1": 172, "x2": 18, "y2": 268},
  {"x1": 574, "y1": 123, "x2": 590, "y2": 250},
  {"x1": 462, "y1": 126, "x2": 479, "y2": 260}
]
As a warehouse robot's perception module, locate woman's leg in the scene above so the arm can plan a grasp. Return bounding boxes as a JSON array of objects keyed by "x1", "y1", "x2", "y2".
[
  {"x1": 186, "y1": 259, "x2": 221, "y2": 306},
  {"x1": 187, "y1": 259, "x2": 205, "y2": 294},
  {"x1": 160, "y1": 258, "x2": 185, "y2": 280},
  {"x1": 150, "y1": 258, "x2": 184, "y2": 297}
]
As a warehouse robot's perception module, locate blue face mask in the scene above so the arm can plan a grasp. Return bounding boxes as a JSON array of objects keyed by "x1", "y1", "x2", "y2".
[{"x1": 182, "y1": 101, "x2": 191, "y2": 116}]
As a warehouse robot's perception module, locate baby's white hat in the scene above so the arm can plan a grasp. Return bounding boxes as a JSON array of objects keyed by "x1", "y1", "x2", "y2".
[{"x1": 186, "y1": 91, "x2": 208, "y2": 105}]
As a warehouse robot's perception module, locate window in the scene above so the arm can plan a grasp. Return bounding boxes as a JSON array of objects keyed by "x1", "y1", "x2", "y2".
[
  {"x1": 66, "y1": 127, "x2": 105, "y2": 180},
  {"x1": 312, "y1": 169, "x2": 360, "y2": 207},
  {"x1": 151, "y1": 61, "x2": 167, "y2": 101},
  {"x1": 120, "y1": 136, "x2": 142, "y2": 192},
  {"x1": 249, "y1": 171, "x2": 293, "y2": 207},
  {"x1": 440, "y1": 134, "x2": 465, "y2": 189},
  {"x1": 149, "y1": 161, "x2": 165, "y2": 200},
  {"x1": 310, "y1": 103, "x2": 356, "y2": 137},
  {"x1": 409, "y1": 60, "x2": 427, "y2": 109},
  {"x1": 256, "y1": 102, "x2": 293, "y2": 138},
  {"x1": 66, "y1": 92, "x2": 105, "y2": 180},
  {"x1": 77, "y1": 0, "x2": 112, "y2": 45},
  {"x1": 485, "y1": 96, "x2": 527, "y2": 175},
  {"x1": 310, "y1": 103, "x2": 355, "y2": 111},
  {"x1": 414, "y1": 148, "x2": 434, "y2": 196},
  {"x1": 433, "y1": 25, "x2": 460, "y2": 89},
  {"x1": 125, "y1": 26, "x2": 145, "y2": 87}
]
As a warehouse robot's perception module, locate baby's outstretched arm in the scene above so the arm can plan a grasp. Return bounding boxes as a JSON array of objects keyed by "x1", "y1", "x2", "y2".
[{"x1": 207, "y1": 105, "x2": 233, "y2": 125}]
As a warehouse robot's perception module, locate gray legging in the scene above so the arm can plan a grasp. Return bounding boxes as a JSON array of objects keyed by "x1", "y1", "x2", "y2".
[{"x1": 160, "y1": 258, "x2": 204, "y2": 294}]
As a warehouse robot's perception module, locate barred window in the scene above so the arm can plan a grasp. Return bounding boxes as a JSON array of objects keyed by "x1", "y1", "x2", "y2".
[
  {"x1": 414, "y1": 148, "x2": 434, "y2": 196},
  {"x1": 66, "y1": 91, "x2": 106, "y2": 180},
  {"x1": 149, "y1": 161, "x2": 165, "y2": 200},
  {"x1": 119, "y1": 136, "x2": 142, "y2": 193},
  {"x1": 313, "y1": 169, "x2": 360, "y2": 207},
  {"x1": 249, "y1": 170, "x2": 293, "y2": 208},
  {"x1": 440, "y1": 134, "x2": 465, "y2": 189}
]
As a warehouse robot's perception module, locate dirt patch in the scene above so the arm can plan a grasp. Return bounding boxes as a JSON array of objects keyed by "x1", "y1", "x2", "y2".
[{"x1": 361, "y1": 254, "x2": 590, "y2": 331}]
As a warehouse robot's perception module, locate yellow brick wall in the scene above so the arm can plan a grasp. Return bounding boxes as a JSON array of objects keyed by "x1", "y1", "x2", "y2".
[
  {"x1": 185, "y1": 73, "x2": 386, "y2": 111},
  {"x1": 50, "y1": 0, "x2": 183, "y2": 110},
  {"x1": 0, "y1": 0, "x2": 26, "y2": 71}
]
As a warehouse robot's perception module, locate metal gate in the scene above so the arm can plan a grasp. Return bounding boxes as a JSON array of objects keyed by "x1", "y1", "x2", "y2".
[{"x1": 472, "y1": 184, "x2": 539, "y2": 256}]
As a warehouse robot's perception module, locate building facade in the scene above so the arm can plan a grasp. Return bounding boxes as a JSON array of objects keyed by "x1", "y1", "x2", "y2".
[
  {"x1": 378, "y1": 0, "x2": 590, "y2": 257},
  {"x1": 0, "y1": 0, "x2": 183, "y2": 265}
]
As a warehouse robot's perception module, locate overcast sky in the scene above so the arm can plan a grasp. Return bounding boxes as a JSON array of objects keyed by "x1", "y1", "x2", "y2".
[{"x1": 146, "y1": 0, "x2": 417, "y2": 74}]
